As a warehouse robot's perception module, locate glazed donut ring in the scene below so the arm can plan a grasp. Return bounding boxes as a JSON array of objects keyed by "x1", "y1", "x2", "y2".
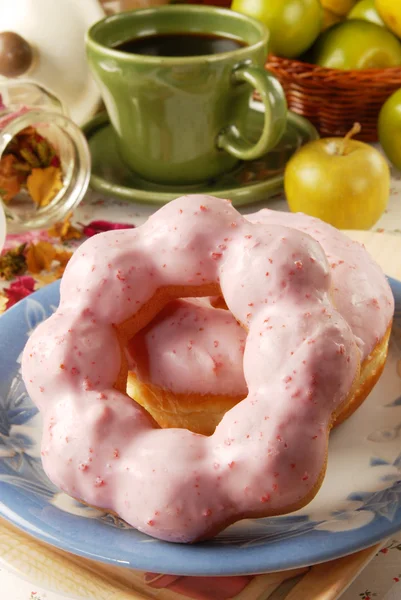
[{"x1": 24, "y1": 195, "x2": 369, "y2": 543}]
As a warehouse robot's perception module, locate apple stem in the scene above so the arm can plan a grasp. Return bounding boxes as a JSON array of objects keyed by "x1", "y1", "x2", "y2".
[{"x1": 340, "y1": 122, "x2": 362, "y2": 155}]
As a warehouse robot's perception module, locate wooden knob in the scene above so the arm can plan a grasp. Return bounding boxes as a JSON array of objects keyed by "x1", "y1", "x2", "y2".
[{"x1": 0, "y1": 31, "x2": 34, "y2": 78}]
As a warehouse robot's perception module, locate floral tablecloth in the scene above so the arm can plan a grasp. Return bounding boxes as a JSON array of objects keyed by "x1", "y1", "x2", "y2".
[{"x1": 1, "y1": 166, "x2": 401, "y2": 598}]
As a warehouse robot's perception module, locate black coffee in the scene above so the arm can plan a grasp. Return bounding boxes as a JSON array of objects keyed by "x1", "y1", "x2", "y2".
[{"x1": 113, "y1": 32, "x2": 247, "y2": 57}]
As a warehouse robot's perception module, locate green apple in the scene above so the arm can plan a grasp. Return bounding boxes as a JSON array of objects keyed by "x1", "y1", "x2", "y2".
[
  {"x1": 312, "y1": 20, "x2": 401, "y2": 69},
  {"x1": 347, "y1": 0, "x2": 384, "y2": 26},
  {"x1": 284, "y1": 124, "x2": 390, "y2": 229},
  {"x1": 320, "y1": 0, "x2": 356, "y2": 16},
  {"x1": 378, "y1": 88, "x2": 401, "y2": 170},
  {"x1": 230, "y1": 0, "x2": 322, "y2": 59},
  {"x1": 376, "y1": 0, "x2": 401, "y2": 38},
  {"x1": 322, "y1": 8, "x2": 343, "y2": 30}
]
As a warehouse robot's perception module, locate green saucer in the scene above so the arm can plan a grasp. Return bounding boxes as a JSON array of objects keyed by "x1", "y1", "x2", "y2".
[{"x1": 83, "y1": 105, "x2": 318, "y2": 207}]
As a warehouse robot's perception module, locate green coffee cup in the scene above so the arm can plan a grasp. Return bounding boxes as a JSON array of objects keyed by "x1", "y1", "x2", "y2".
[{"x1": 86, "y1": 5, "x2": 287, "y2": 185}]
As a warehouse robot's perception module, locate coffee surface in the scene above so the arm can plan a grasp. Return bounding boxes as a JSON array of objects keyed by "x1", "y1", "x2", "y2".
[{"x1": 113, "y1": 32, "x2": 247, "y2": 57}]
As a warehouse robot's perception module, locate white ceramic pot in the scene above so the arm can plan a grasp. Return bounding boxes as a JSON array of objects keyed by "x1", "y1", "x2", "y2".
[{"x1": 0, "y1": 0, "x2": 105, "y2": 125}]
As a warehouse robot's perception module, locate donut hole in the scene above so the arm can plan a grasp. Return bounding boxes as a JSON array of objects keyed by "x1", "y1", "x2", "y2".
[{"x1": 123, "y1": 296, "x2": 248, "y2": 436}]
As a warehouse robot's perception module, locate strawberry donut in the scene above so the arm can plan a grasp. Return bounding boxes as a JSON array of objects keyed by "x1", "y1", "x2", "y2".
[
  {"x1": 126, "y1": 209, "x2": 394, "y2": 433},
  {"x1": 22, "y1": 195, "x2": 393, "y2": 543}
]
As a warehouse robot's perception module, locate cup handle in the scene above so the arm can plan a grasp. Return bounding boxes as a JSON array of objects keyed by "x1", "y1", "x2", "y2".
[{"x1": 217, "y1": 63, "x2": 287, "y2": 161}]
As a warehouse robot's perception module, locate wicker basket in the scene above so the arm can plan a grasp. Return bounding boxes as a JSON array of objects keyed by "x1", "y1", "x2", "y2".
[{"x1": 265, "y1": 55, "x2": 401, "y2": 142}]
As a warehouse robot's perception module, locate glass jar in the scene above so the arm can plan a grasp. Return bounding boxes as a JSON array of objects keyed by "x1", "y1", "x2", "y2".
[{"x1": 0, "y1": 82, "x2": 91, "y2": 232}]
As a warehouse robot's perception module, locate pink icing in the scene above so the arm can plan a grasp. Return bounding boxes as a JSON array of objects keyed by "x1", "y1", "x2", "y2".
[
  {"x1": 21, "y1": 195, "x2": 393, "y2": 543},
  {"x1": 127, "y1": 210, "x2": 393, "y2": 396},
  {"x1": 127, "y1": 298, "x2": 247, "y2": 396},
  {"x1": 248, "y1": 209, "x2": 393, "y2": 361}
]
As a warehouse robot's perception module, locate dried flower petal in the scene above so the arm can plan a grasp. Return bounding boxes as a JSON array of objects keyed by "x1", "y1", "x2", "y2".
[
  {"x1": 4, "y1": 275, "x2": 35, "y2": 308},
  {"x1": 36, "y1": 138, "x2": 52, "y2": 165},
  {"x1": 0, "y1": 244, "x2": 27, "y2": 280},
  {"x1": 0, "y1": 293, "x2": 7, "y2": 314},
  {"x1": 82, "y1": 220, "x2": 135, "y2": 237},
  {"x1": 48, "y1": 214, "x2": 83, "y2": 242},
  {"x1": 34, "y1": 252, "x2": 71, "y2": 284},
  {"x1": 25, "y1": 241, "x2": 57, "y2": 273},
  {"x1": 0, "y1": 124, "x2": 63, "y2": 207},
  {"x1": 27, "y1": 166, "x2": 63, "y2": 207},
  {"x1": 54, "y1": 248, "x2": 72, "y2": 267},
  {"x1": 0, "y1": 154, "x2": 22, "y2": 203},
  {"x1": 20, "y1": 146, "x2": 41, "y2": 168}
]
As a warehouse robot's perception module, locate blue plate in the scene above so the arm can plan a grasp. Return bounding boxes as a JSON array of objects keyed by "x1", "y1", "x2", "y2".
[{"x1": 1, "y1": 279, "x2": 401, "y2": 576}]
